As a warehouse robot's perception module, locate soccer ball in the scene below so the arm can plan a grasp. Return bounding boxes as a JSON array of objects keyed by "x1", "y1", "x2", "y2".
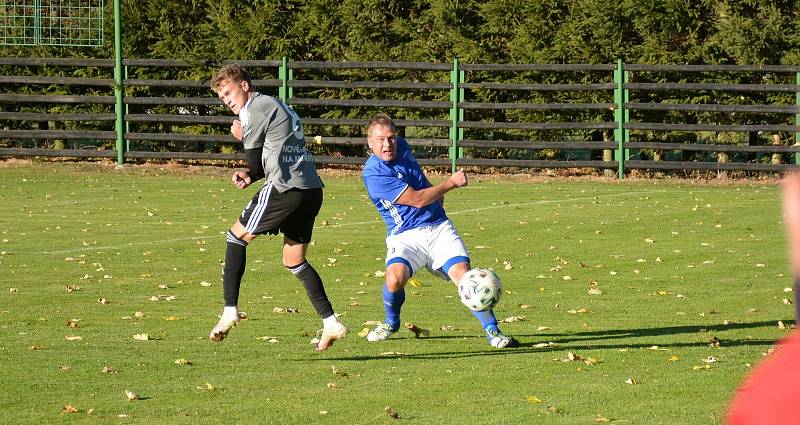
[{"x1": 458, "y1": 268, "x2": 502, "y2": 311}]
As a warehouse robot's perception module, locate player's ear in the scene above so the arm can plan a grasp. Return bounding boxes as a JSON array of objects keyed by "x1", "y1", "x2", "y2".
[{"x1": 240, "y1": 80, "x2": 250, "y2": 92}]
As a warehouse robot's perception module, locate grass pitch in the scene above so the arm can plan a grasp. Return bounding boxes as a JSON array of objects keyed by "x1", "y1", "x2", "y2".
[{"x1": 0, "y1": 161, "x2": 793, "y2": 424}]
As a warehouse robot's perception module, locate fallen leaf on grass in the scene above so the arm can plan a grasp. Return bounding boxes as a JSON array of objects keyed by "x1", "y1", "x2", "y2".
[
  {"x1": 66, "y1": 320, "x2": 79, "y2": 328},
  {"x1": 595, "y1": 413, "x2": 611, "y2": 422},
  {"x1": 408, "y1": 278, "x2": 423, "y2": 288},
  {"x1": 358, "y1": 327, "x2": 370, "y2": 337},
  {"x1": 61, "y1": 404, "x2": 79, "y2": 414},
  {"x1": 645, "y1": 345, "x2": 669, "y2": 351},
  {"x1": 384, "y1": 406, "x2": 399, "y2": 419},
  {"x1": 404, "y1": 322, "x2": 429, "y2": 338},
  {"x1": 332, "y1": 365, "x2": 348, "y2": 377},
  {"x1": 64, "y1": 335, "x2": 82, "y2": 341},
  {"x1": 625, "y1": 378, "x2": 637, "y2": 385},
  {"x1": 125, "y1": 390, "x2": 139, "y2": 401},
  {"x1": 97, "y1": 298, "x2": 109, "y2": 304},
  {"x1": 174, "y1": 358, "x2": 191, "y2": 365},
  {"x1": 567, "y1": 308, "x2": 589, "y2": 314},
  {"x1": 102, "y1": 366, "x2": 118, "y2": 373},
  {"x1": 273, "y1": 307, "x2": 300, "y2": 314},
  {"x1": 132, "y1": 333, "x2": 152, "y2": 341},
  {"x1": 197, "y1": 383, "x2": 215, "y2": 391},
  {"x1": 503, "y1": 315, "x2": 526, "y2": 323},
  {"x1": 545, "y1": 405, "x2": 561, "y2": 414},
  {"x1": 559, "y1": 352, "x2": 597, "y2": 365},
  {"x1": 527, "y1": 396, "x2": 545, "y2": 403},
  {"x1": 380, "y1": 352, "x2": 408, "y2": 356}
]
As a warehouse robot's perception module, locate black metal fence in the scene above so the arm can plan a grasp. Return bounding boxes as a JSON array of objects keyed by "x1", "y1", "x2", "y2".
[{"x1": 0, "y1": 58, "x2": 798, "y2": 175}]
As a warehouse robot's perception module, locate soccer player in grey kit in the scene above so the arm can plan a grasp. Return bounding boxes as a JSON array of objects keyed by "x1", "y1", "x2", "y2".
[{"x1": 208, "y1": 64, "x2": 346, "y2": 351}]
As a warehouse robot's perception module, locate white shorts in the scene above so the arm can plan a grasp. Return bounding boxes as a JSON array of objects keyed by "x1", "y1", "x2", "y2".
[{"x1": 385, "y1": 220, "x2": 470, "y2": 281}]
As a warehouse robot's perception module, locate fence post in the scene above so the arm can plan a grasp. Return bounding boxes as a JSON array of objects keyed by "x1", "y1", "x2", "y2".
[
  {"x1": 279, "y1": 56, "x2": 289, "y2": 103},
  {"x1": 459, "y1": 66, "x2": 465, "y2": 160},
  {"x1": 796, "y1": 72, "x2": 799, "y2": 165},
  {"x1": 614, "y1": 59, "x2": 626, "y2": 178},
  {"x1": 113, "y1": 0, "x2": 125, "y2": 165},
  {"x1": 449, "y1": 57, "x2": 460, "y2": 172}
]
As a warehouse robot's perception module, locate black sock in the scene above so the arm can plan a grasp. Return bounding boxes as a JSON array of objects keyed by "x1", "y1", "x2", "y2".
[
  {"x1": 287, "y1": 261, "x2": 334, "y2": 318},
  {"x1": 222, "y1": 230, "x2": 248, "y2": 306}
]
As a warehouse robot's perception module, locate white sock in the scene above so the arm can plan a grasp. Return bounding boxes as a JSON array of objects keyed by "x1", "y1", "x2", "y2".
[
  {"x1": 222, "y1": 306, "x2": 239, "y2": 321},
  {"x1": 322, "y1": 314, "x2": 339, "y2": 329}
]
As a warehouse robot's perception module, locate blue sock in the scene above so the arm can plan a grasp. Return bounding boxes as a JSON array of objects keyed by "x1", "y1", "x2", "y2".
[
  {"x1": 382, "y1": 284, "x2": 404, "y2": 331},
  {"x1": 471, "y1": 309, "x2": 499, "y2": 332}
]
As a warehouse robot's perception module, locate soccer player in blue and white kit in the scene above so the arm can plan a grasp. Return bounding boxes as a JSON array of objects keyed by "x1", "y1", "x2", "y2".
[{"x1": 363, "y1": 113, "x2": 516, "y2": 348}]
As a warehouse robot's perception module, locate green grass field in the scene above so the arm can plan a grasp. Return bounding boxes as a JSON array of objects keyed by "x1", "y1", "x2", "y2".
[{"x1": 0, "y1": 160, "x2": 794, "y2": 424}]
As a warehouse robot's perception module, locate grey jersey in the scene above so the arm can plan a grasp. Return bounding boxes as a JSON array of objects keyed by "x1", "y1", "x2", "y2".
[{"x1": 240, "y1": 92, "x2": 323, "y2": 192}]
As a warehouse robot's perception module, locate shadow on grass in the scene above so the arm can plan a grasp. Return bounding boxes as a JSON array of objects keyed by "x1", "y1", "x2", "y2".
[{"x1": 304, "y1": 319, "x2": 795, "y2": 361}]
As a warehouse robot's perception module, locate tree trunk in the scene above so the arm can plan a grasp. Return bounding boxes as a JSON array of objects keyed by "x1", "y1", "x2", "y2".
[
  {"x1": 603, "y1": 149, "x2": 614, "y2": 177},
  {"x1": 771, "y1": 134, "x2": 783, "y2": 165}
]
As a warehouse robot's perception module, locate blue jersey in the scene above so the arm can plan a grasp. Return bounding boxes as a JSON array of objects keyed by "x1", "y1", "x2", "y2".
[{"x1": 363, "y1": 137, "x2": 448, "y2": 237}]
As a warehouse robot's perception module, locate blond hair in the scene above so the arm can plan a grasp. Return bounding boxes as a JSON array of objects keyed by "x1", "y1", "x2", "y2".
[{"x1": 211, "y1": 64, "x2": 252, "y2": 92}]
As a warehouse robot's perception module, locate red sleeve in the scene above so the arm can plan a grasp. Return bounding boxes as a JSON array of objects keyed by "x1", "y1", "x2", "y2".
[{"x1": 727, "y1": 331, "x2": 800, "y2": 424}]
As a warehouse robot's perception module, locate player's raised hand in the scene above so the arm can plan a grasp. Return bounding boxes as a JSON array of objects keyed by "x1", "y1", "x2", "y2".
[
  {"x1": 231, "y1": 170, "x2": 251, "y2": 189},
  {"x1": 450, "y1": 169, "x2": 468, "y2": 188},
  {"x1": 231, "y1": 119, "x2": 243, "y2": 141}
]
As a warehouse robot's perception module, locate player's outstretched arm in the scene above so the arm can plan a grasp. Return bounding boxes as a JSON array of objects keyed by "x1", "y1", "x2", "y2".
[{"x1": 396, "y1": 169, "x2": 468, "y2": 208}]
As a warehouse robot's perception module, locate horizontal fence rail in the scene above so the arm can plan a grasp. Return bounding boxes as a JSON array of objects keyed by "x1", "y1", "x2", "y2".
[{"x1": 0, "y1": 58, "x2": 798, "y2": 177}]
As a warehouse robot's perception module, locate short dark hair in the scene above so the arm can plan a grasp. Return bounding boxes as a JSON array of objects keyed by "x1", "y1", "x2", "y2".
[
  {"x1": 211, "y1": 64, "x2": 252, "y2": 92},
  {"x1": 367, "y1": 112, "x2": 396, "y2": 136}
]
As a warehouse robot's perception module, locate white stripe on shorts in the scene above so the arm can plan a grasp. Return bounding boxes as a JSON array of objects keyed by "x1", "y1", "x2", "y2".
[{"x1": 245, "y1": 181, "x2": 273, "y2": 234}]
